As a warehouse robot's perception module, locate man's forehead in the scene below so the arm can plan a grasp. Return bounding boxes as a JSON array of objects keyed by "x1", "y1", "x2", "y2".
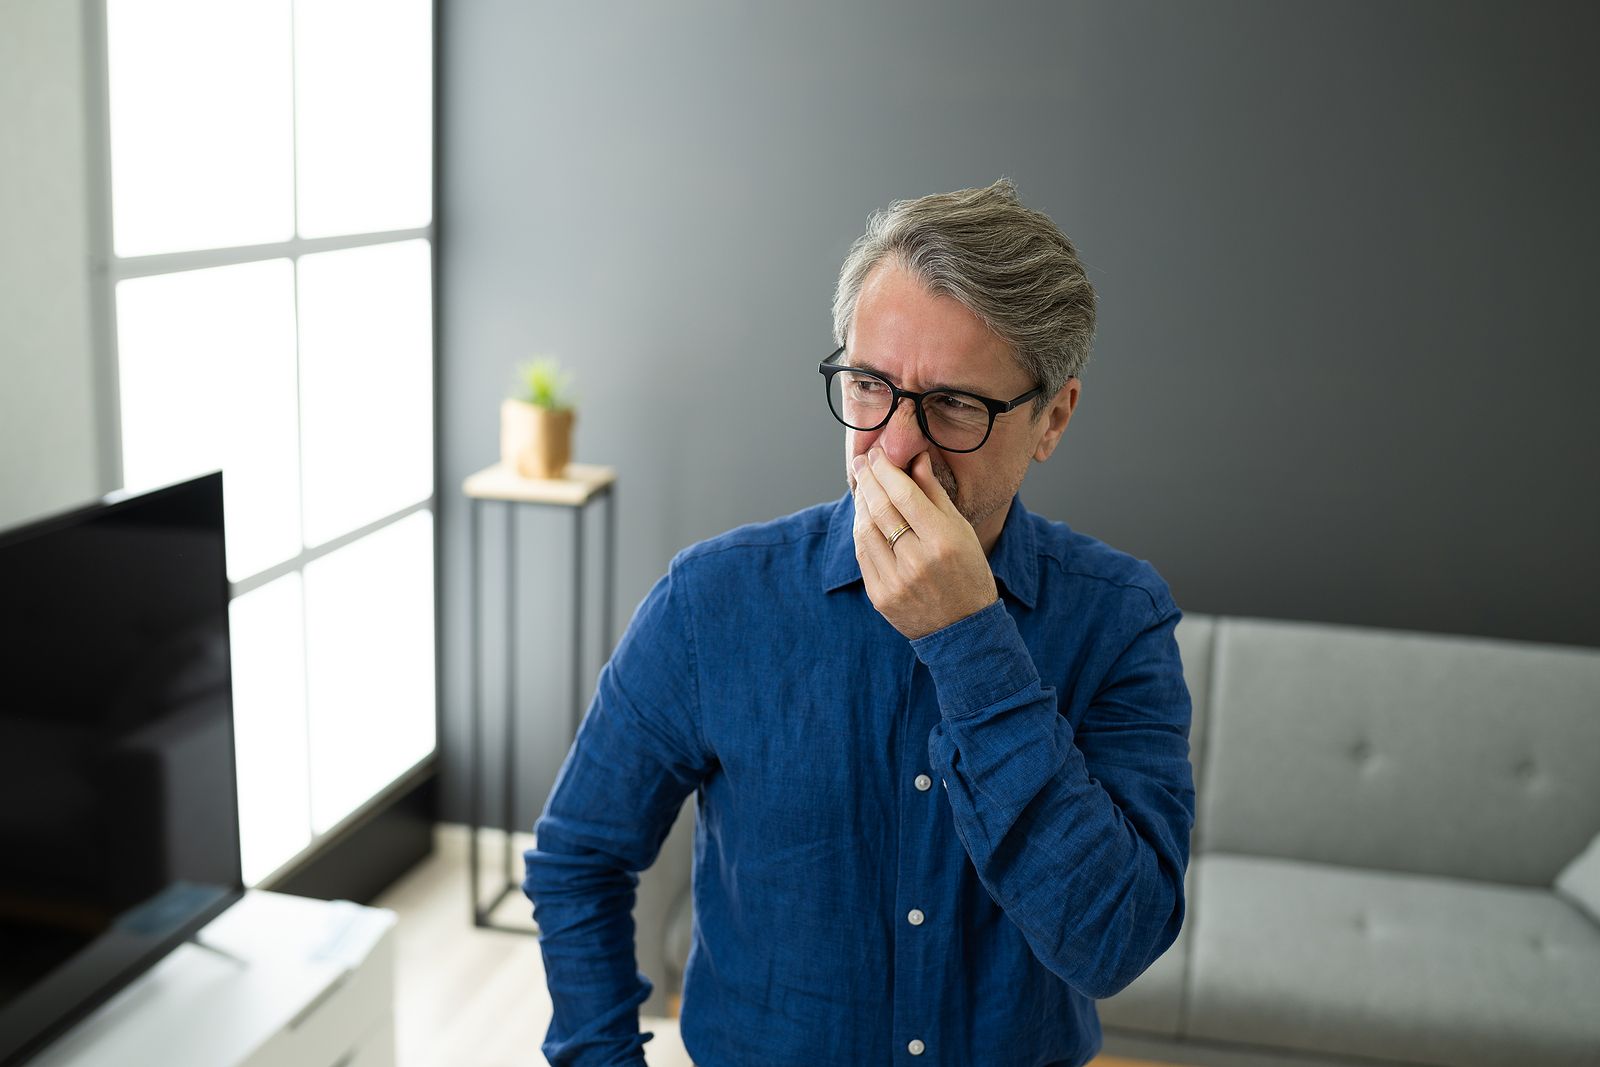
[
  {"x1": 842, "y1": 327, "x2": 1025, "y2": 394},
  {"x1": 847, "y1": 260, "x2": 1024, "y2": 391},
  {"x1": 840, "y1": 351, "x2": 995, "y2": 395}
]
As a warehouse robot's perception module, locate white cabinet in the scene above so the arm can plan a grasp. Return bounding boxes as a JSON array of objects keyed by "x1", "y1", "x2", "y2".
[{"x1": 31, "y1": 890, "x2": 396, "y2": 1067}]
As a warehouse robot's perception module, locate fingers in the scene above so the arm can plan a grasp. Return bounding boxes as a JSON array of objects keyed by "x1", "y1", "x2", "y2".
[
  {"x1": 857, "y1": 449, "x2": 935, "y2": 534},
  {"x1": 854, "y1": 453, "x2": 916, "y2": 548},
  {"x1": 851, "y1": 475, "x2": 893, "y2": 584},
  {"x1": 864, "y1": 449, "x2": 949, "y2": 533}
]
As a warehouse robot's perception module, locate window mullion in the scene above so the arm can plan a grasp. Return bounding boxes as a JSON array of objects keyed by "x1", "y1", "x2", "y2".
[{"x1": 110, "y1": 226, "x2": 434, "y2": 279}]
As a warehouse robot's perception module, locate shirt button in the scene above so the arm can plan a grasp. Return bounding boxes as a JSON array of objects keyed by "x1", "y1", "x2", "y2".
[
  {"x1": 914, "y1": 774, "x2": 932, "y2": 792},
  {"x1": 907, "y1": 908, "x2": 925, "y2": 926},
  {"x1": 908, "y1": 1039, "x2": 926, "y2": 1056}
]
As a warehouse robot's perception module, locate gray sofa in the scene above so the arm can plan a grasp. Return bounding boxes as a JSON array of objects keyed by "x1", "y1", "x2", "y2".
[{"x1": 639, "y1": 614, "x2": 1600, "y2": 1066}]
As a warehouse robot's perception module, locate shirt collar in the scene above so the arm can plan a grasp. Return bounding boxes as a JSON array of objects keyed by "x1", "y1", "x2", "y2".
[{"x1": 821, "y1": 490, "x2": 1039, "y2": 610}]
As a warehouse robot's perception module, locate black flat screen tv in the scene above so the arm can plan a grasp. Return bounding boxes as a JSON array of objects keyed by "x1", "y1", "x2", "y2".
[{"x1": 0, "y1": 470, "x2": 244, "y2": 1065}]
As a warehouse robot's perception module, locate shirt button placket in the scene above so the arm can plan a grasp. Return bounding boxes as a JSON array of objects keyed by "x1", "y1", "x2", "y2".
[
  {"x1": 902, "y1": 668, "x2": 934, "y2": 1062},
  {"x1": 904, "y1": 905, "x2": 927, "y2": 1053}
]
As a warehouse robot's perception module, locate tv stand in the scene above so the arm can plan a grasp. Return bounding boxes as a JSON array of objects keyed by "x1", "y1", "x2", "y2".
[
  {"x1": 29, "y1": 890, "x2": 396, "y2": 1067},
  {"x1": 184, "y1": 930, "x2": 250, "y2": 968}
]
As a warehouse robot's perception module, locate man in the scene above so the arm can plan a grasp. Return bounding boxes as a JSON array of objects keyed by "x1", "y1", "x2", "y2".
[{"x1": 524, "y1": 179, "x2": 1195, "y2": 1066}]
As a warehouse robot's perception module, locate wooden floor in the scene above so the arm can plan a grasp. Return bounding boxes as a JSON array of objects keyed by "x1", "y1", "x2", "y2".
[{"x1": 372, "y1": 824, "x2": 1176, "y2": 1067}]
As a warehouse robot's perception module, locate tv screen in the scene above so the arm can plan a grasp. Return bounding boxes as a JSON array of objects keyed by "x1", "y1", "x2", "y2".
[{"x1": 0, "y1": 471, "x2": 244, "y2": 1065}]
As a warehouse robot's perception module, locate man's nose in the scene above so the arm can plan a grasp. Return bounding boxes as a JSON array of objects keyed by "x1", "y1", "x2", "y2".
[{"x1": 875, "y1": 398, "x2": 927, "y2": 470}]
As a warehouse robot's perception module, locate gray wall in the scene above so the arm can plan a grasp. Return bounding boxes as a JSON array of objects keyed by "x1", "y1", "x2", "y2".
[{"x1": 439, "y1": 0, "x2": 1600, "y2": 827}]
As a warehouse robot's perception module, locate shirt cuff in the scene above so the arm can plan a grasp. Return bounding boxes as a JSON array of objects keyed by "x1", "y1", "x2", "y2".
[{"x1": 909, "y1": 598, "x2": 1041, "y2": 721}]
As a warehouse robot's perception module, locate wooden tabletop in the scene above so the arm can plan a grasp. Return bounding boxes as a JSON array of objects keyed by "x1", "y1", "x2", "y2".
[{"x1": 462, "y1": 461, "x2": 616, "y2": 506}]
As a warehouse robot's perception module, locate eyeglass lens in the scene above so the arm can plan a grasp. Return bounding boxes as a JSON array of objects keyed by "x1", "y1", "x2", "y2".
[{"x1": 827, "y1": 370, "x2": 991, "y2": 451}]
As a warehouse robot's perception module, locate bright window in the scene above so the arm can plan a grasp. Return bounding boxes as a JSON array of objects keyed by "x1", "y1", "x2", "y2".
[
  {"x1": 229, "y1": 573, "x2": 311, "y2": 886},
  {"x1": 101, "y1": 0, "x2": 435, "y2": 886},
  {"x1": 106, "y1": 0, "x2": 295, "y2": 257},
  {"x1": 294, "y1": 0, "x2": 433, "y2": 238},
  {"x1": 305, "y1": 510, "x2": 436, "y2": 833},
  {"x1": 116, "y1": 259, "x2": 302, "y2": 582},
  {"x1": 297, "y1": 240, "x2": 434, "y2": 547}
]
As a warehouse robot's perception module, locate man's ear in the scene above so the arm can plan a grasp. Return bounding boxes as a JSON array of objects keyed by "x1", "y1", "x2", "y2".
[{"x1": 1032, "y1": 378, "x2": 1080, "y2": 463}]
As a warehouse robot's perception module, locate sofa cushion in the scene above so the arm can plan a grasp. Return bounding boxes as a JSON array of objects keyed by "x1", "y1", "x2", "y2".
[
  {"x1": 1185, "y1": 853, "x2": 1600, "y2": 1067},
  {"x1": 1198, "y1": 617, "x2": 1600, "y2": 884},
  {"x1": 1555, "y1": 831, "x2": 1600, "y2": 927}
]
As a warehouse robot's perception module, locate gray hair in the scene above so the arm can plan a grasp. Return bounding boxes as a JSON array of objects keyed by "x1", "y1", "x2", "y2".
[{"x1": 831, "y1": 178, "x2": 1096, "y2": 417}]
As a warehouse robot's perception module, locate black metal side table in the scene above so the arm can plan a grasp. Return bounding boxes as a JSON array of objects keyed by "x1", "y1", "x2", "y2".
[{"x1": 463, "y1": 460, "x2": 617, "y2": 933}]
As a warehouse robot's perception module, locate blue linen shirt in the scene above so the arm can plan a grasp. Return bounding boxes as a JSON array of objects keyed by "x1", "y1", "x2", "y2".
[{"x1": 524, "y1": 489, "x2": 1196, "y2": 1067}]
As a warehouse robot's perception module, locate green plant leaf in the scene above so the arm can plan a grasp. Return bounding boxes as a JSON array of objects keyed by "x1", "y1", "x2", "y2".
[{"x1": 512, "y1": 354, "x2": 578, "y2": 410}]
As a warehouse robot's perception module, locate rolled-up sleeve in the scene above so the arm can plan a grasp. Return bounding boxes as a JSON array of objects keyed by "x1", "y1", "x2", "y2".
[
  {"x1": 523, "y1": 555, "x2": 713, "y2": 1066},
  {"x1": 914, "y1": 596, "x2": 1195, "y2": 1000}
]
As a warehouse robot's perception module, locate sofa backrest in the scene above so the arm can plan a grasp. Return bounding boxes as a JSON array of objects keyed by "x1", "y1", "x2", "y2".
[{"x1": 1177, "y1": 614, "x2": 1600, "y2": 886}]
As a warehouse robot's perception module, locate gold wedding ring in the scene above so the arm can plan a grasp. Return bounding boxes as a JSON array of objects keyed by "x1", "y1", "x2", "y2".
[{"x1": 886, "y1": 521, "x2": 912, "y2": 547}]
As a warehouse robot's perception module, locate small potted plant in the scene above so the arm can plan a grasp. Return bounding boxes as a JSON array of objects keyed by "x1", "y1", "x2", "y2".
[{"x1": 501, "y1": 355, "x2": 578, "y2": 479}]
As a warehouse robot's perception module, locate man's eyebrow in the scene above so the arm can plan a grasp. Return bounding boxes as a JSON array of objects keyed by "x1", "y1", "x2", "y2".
[{"x1": 843, "y1": 356, "x2": 988, "y2": 396}]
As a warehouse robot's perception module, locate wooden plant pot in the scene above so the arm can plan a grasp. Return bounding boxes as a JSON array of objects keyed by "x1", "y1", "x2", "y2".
[{"x1": 501, "y1": 397, "x2": 575, "y2": 480}]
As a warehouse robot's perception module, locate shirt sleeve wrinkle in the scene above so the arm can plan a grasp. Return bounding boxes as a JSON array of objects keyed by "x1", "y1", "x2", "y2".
[{"x1": 918, "y1": 597, "x2": 1195, "y2": 1001}]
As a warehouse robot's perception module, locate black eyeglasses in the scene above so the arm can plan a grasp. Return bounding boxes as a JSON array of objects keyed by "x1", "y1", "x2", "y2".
[{"x1": 818, "y1": 345, "x2": 1042, "y2": 454}]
